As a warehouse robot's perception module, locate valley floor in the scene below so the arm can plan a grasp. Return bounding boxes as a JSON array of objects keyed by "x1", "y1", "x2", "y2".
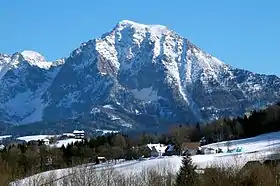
[{"x1": 11, "y1": 131, "x2": 280, "y2": 186}]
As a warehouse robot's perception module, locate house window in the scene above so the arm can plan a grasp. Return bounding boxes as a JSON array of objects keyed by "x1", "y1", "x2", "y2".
[{"x1": 73, "y1": 130, "x2": 85, "y2": 139}]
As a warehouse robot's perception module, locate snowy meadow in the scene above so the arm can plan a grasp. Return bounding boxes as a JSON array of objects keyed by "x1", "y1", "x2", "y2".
[{"x1": 10, "y1": 131, "x2": 280, "y2": 186}]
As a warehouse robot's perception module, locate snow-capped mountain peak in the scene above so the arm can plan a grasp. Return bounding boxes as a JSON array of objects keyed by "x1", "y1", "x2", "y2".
[
  {"x1": 20, "y1": 50, "x2": 53, "y2": 69},
  {"x1": 21, "y1": 50, "x2": 45, "y2": 62},
  {"x1": 0, "y1": 54, "x2": 12, "y2": 79},
  {"x1": 95, "y1": 20, "x2": 226, "y2": 85},
  {"x1": 116, "y1": 20, "x2": 168, "y2": 31},
  {"x1": 113, "y1": 20, "x2": 171, "y2": 39},
  {"x1": 0, "y1": 53, "x2": 10, "y2": 58},
  {"x1": 0, "y1": 20, "x2": 280, "y2": 131}
]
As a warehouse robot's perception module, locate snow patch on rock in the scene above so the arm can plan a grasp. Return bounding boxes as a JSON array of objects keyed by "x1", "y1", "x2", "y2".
[{"x1": 131, "y1": 87, "x2": 158, "y2": 101}]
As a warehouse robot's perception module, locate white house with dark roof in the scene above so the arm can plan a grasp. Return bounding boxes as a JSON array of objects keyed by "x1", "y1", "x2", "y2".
[
  {"x1": 146, "y1": 143, "x2": 167, "y2": 157},
  {"x1": 73, "y1": 130, "x2": 85, "y2": 139},
  {"x1": 43, "y1": 138, "x2": 50, "y2": 145}
]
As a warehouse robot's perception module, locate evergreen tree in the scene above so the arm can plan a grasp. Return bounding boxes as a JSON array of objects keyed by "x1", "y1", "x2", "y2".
[
  {"x1": 190, "y1": 123, "x2": 201, "y2": 141},
  {"x1": 175, "y1": 155, "x2": 198, "y2": 186}
]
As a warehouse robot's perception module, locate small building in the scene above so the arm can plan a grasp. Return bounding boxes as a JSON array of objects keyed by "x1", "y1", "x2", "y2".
[
  {"x1": 96, "y1": 156, "x2": 107, "y2": 164},
  {"x1": 42, "y1": 138, "x2": 50, "y2": 145},
  {"x1": 202, "y1": 147, "x2": 216, "y2": 154},
  {"x1": 62, "y1": 133, "x2": 76, "y2": 138},
  {"x1": 147, "y1": 143, "x2": 167, "y2": 157},
  {"x1": 182, "y1": 142, "x2": 200, "y2": 155},
  {"x1": 164, "y1": 144, "x2": 179, "y2": 156},
  {"x1": 73, "y1": 130, "x2": 85, "y2": 139}
]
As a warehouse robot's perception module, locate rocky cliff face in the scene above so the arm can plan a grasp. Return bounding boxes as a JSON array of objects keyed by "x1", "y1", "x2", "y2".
[
  {"x1": 0, "y1": 51, "x2": 64, "y2": 123},
  {"x1": 1, "y1": 20, "x2": 279, "y2": 130}
]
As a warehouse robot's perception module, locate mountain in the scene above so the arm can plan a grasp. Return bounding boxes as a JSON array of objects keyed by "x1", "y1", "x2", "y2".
[
  {"x1": 0, "y1": 20, "x2": 280, "y2": 132},
  {"x1": 0, "y1": 51, "x2": 64, "y2": 124}
]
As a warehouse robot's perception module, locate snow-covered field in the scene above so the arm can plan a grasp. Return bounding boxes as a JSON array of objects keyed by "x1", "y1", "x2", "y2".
[
  {"x1": 49, "y1": 138, "x2": 83, "y2": 148},
  {"x1": 204, "y1": 131, "x2": 280, "y2": 153},
  {"x1": 17, "y1": 135, "x2": 55, "y2": 142},
  {"x1": 95, "y1": 129, "x2": 119, "y2": 134},
  {"x1": 0, "y1": 135, "x2": 12, "y2": 140},
  {"x1": 5, "y1": 129, "x2": 119, "y2": 148},
  {"x1": 15, "y1": 134, "x2": 82, "y2": 148},
  {"x1": 11, "y1": 131, "x2": 280, "y2": 186},
  {"x1": 194, "y1": 131, "x2": 280, "y2": 169}
]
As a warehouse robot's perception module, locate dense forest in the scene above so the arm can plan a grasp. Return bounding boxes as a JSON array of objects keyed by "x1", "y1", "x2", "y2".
[
  {"x1": 0, "y1": 102, "x2": 280, "y2": 185},
  {"x1": 198, "y1": 102, "x2": 280, "y2": 142}
]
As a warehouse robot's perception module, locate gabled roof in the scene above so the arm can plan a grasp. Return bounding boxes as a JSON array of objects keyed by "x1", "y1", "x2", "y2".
[
  {"x1": 166, "y1": 144, "x2": 175, "y2": 152},
  {"x1": 73, "y1": 130, "x2": 85, "y2": 134},
  {"x1": 147, "y1": 143, "x2": 167, "y2": 153}
]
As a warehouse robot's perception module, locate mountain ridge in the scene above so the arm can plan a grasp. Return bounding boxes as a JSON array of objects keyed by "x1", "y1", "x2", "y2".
[{"x1": 0, "y1": 20, "x2": 279, "y2": 131}]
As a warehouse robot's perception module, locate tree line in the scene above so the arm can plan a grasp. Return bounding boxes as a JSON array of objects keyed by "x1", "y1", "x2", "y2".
[
  {"x1": 0, "y1": 132, "x2": 172, "y2": 184},
  {"x1": 194, "y1": 102, "x2": 280, "y2": 143},
  {"x1": 0, "y1": 102, "x2": 280, "y2": 185}
]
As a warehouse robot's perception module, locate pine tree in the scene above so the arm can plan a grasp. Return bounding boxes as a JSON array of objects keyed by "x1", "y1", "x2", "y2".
[{"x1": 175, "y1": 155, "x2": 198, "y2": 186}]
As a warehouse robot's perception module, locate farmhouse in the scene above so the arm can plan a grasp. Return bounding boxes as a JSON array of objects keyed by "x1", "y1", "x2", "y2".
[
  {"x1": 182, "y1": 142, "x2": 200, "y2": 155},
  {"x1": 73, "y1": 130, "x2": 85, "y2": 139},
  {"x1": 96, "y1": 156, "x2": 107, "y2": 164},
  {"x1": 164, "y1": 144, "x2": 179, "y2": 156},
  {"x1": 146, "y1": 143, "x2": 167, "y2": 157},
  {"x1": 42, "y1": 138, "x2": 50, "y2": 145},
  {"x1": 201, "y1": 147, "x2": 216, "y2": 154}
]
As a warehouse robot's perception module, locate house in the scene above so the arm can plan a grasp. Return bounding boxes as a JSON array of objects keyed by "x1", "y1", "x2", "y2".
[
  {"x1": 150, "y1": 146, "x2": 160, "y2": 157},
  {"x1": 201, "y1": 147, "x2": 216, "y2": 154},
  {"x1": 73, "y1": 130, "x2": 85, "y2": 139},
  {"x1": 62, "y1": 133, "x2": 75, "y2": 138},
  {"x1": 164, "y1": 144, "x2": 179, "y2": 156},
  {"x1": 182, "y1": 142, "x2": 200, "y2": 155},
  {"x1": 42, "y1": 138, "x2": 50, "y2": 145},
  {"x1": 96, "y1": 156, "x2": 107, "y2": 164},
  {"x1": 147, "y1": 143, "x2": 167, "y2": 157}
]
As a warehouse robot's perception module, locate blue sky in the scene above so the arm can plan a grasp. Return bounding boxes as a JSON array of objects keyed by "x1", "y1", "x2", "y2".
[{"x1": 0, "y1": 0, "x2": 279, "y2": 75}]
